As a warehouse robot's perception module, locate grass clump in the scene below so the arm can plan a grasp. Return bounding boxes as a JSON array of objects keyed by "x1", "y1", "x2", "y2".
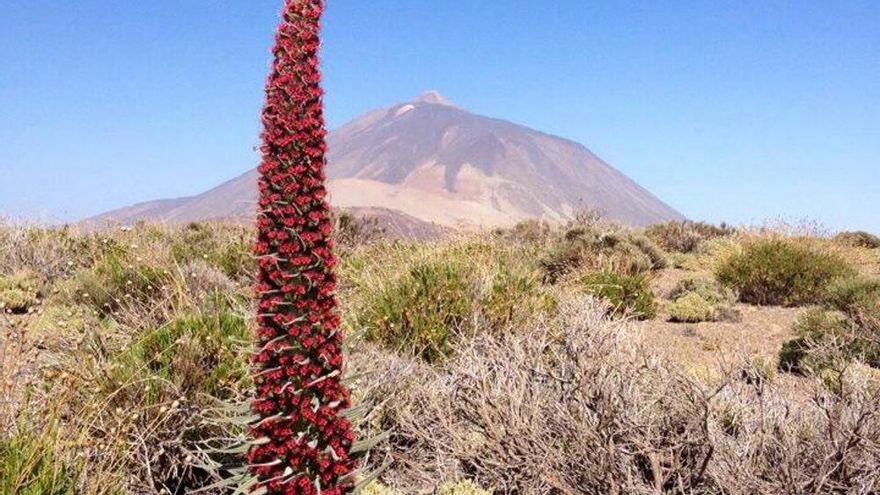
[
  {"x1": 348, "y1": 238, "x2": 551, "y2": 362},
  {"x1": 716, "y1": 239, "x2": 853, "y2": 306},
  {"x1": 833, "y1": 230, "x2": 880, "y2": 249},
  {"x1": 168, "y1": 222, "x2": 252, "y2": 280},
  {"x1": 0, "y1": 424, "x2": 83, "y2": 495},
  {"x1": 644, "y1": 221, "x2": 734, "y2": 253},
  {"x1": 580, "y1": 271, "x2": 656, "y2": 320},
  {"x1": 63, "y1": 249, "x2": 173, "y2": 318},
  {"x1": 27, "y1": 304, "x2": 101, "y2": 352}
]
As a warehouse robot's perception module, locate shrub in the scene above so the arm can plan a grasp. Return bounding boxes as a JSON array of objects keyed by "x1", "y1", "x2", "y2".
[
  {"x1": 824, "y1": 276, "x2": 880, "y2": 326},
  {"x1": 333, "y1": 210, "x2": 384, "y2": 249},
  {"x1": 0, "y1": 272, "x2": 39, "y2": 313},
  {"x1": 667, "y1": 277, "x2": 737, "y2": 323},
  {"x1": 481, "y1": 266, "x2": 554, "y2": 331},
  {"x1": 355, "y1": 298, "x2": 880, "y2": 493},
  {"x1": 580, "y1": 271, "x2": 656, "y2": 319},
  {"x1": 541, "y1": 228, "x2": 665, "y2": 283},
  {"x1": 106, "y1": 311, "x2": 249, "y2": 403},
  {"x1": 359, "y1": 260, "x2": 472, "y2": 362},
  {"x1": 779, "y1": 276, "x2": 880, "y2": 373},
  {"x1": 716, "y1": 239, "x2": 853, "y2": 306},
  {"x1": 833, "y1": 230, "x2": 880, "y2": 249},
  {"x1": 778, "y1": 309, "x2": 851, "y2": 373},
  {"x1": 645, "y1": 221, "x2": 734, "y2": 253},
  {"x1": 668, "y1": 292, "x2": 717, "y2": 323}
]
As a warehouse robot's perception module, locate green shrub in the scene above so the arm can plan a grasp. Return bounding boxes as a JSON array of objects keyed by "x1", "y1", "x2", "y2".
[
  {"x1": 580, "y1": 271, "x2": 656, "y2": 320},
  {"x1": 644, "y1": 221, "x2": 734, "y2": 253},
  {"x1": 358, "y1": 260, "x2": 472, "y2": 362},
  {"x1": 779, "y1": 276, "x2": 880, "y2": 373},
  {"x1": 106, "y1": 310, "x2": 250, "y2": 404},
  {"x1": 823, "y1": 276, "x2": 880, "y2": 324},
  {"x1": 716, "y1": 239, "x2": 853, "y2": 306},
  {"x1": 833, "y1": 230, "x2": 880, "y2": 249},
  {"x1": 481, "y1": 266, "x2": 553, "y2": 330}
]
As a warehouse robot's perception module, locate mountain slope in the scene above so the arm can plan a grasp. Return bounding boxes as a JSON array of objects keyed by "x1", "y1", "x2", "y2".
[{"x1": 86, "y1": 91, "x2": 685, "y2": 229}]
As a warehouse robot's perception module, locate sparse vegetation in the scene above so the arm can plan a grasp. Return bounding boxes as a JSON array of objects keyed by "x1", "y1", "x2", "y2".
[
  {"x1": 645, "y1": 220, "x2": 734, "y2": 253},
  {"x1": 3, "y1": 220, "x2": 880, "y2": 493}
]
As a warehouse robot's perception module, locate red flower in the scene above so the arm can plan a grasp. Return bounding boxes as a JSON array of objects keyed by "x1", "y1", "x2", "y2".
[{"x1": 249, "y1": 1, "x2": 357, "y2": 493}]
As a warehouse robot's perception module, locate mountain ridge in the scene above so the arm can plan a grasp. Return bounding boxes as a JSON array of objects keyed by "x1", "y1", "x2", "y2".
[{"x1": 86, "y1": 91, "x2": 685, "y2": 231}]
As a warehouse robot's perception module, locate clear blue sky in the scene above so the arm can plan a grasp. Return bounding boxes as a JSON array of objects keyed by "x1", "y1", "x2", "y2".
[{"x1": 2, "y1": 1, "x2": 878, "y2": 232}]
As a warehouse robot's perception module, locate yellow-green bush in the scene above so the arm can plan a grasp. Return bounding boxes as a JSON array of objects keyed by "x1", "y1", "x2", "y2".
[
  {"x1": 668, "y1": 292, "x2": 716, "y2": 323},
  {"x1": 667, "y1": 277, "x2": 736, "y2": 323},
  {"x1": 361, "y1": 482, "x2": 400, "y2": 495},
  {"x1": 0, "y1": 271, "x2": 39, "y2": 313},
  {"x1": 716, "y1": 239, "x2": 853, "y2": 306},
  {"x1": 438, "y1": 480, "x2": 491, "y2": 495}
]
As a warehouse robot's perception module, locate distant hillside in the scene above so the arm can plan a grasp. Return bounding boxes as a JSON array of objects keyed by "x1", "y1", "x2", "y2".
[{"x1": 86, "y1": 91, "x2": 685, "y2": 230}]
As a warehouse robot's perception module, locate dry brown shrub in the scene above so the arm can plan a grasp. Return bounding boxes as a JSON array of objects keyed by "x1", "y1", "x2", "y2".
[{"x1": 354, "y1": 298, "x2": 880, "y2": 494}]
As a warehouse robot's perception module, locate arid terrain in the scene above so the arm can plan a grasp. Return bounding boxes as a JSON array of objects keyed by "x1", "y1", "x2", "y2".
[{"x1": 2, "y1": 216, "x2": 879, "y2": 494}]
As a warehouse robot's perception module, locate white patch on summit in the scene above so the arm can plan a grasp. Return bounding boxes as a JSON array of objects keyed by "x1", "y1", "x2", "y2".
[
  {"x1": 395, "y1": 104, "x2": 415, "y2": 117},
  {"x1": 412, "y1": 90, "x2": 454, "y2": 106}
]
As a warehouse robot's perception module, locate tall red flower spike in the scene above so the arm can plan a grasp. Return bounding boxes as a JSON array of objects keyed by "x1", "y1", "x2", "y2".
[{"x1": 249, "y1": 1, "x2": 357, "y2": 494}]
